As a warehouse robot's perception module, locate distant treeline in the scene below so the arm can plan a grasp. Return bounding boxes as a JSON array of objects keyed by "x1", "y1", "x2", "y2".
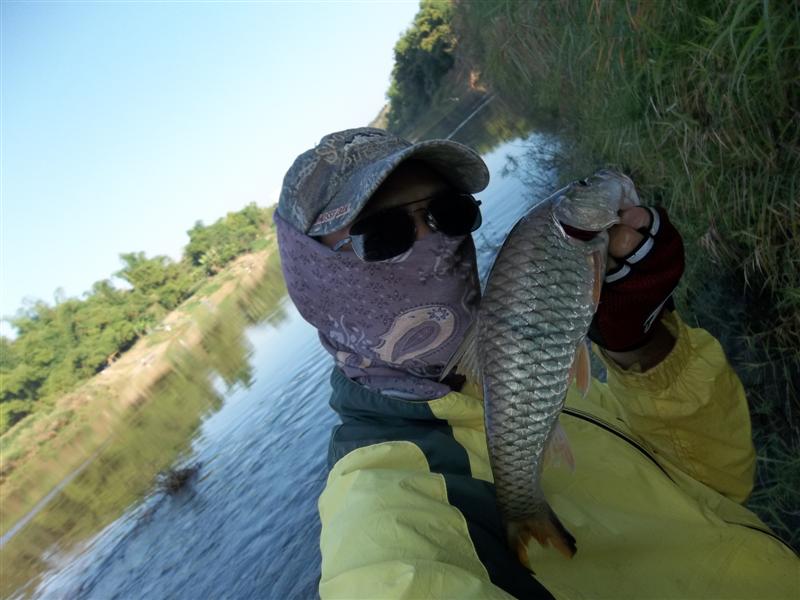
[{"x1": 0, "y1": 203, "x2": 275, "y2": 433}]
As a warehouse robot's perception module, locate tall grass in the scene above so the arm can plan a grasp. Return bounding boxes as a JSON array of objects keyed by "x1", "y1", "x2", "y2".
[{"x1": 453, "y1": 0, "x2": 799, "y2": 548}]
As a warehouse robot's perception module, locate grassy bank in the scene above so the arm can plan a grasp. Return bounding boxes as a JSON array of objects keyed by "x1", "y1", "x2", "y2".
[{"x1": 452, "y1": 0, "x2": 799, "y2": 547}]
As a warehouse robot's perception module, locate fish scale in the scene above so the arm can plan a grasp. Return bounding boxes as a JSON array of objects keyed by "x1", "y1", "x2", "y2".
[
  {"x1": 438, "y1": 170, "x2": 635, "y2": 557},
  {"x1": 466, "y1": 171, "x2": 636, "y2": 554},
  {"x1": 482, "y1": 210, "x2": 596, "y2": 521}
]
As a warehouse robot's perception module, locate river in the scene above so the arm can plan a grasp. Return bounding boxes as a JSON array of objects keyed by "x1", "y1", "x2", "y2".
[{"x1": 3, "y1": 107, "x2": 558, "y2": 599}]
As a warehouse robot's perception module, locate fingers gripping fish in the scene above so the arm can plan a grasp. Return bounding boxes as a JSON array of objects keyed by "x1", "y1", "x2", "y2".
[{"x1": 445, "y1": 170, "x2": 639, "y2": 563}]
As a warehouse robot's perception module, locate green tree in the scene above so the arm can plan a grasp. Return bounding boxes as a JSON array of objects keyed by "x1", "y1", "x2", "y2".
[
  {"x1": 116, "y1": 253, "x2": 201, "y2": 311},
  {"x1": 185, "y1": 203, "x2": 272, "y2": 274},
  {"x1": 0, "y1": 202, "x2": 273, "y2": 434},
  {"x1": 386, "y1": 0, "x2": 457, "y2": 133}
]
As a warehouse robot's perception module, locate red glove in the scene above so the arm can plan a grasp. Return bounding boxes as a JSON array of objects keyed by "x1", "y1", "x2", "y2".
[{"x1": 589, "y1": 206, "x2": 685, "y2": 352}]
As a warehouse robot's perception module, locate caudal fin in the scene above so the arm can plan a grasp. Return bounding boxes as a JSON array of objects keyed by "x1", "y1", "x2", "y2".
[{"x1": 510, "y1": 507, "x2": 577, "y2": 564}]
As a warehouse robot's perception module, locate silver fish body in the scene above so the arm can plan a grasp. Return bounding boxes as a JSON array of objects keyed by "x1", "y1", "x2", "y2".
[{"x1": 478, "y1": 170, "x2": 637, "y2": 552}]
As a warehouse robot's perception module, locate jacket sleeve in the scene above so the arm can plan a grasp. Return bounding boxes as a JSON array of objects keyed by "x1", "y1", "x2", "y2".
[
  {"x1": 317, "y1": 441, "x2": 516, "y2": 599},
  {"x1": 595, "y1": 311, "x2": 756, "y2": 503}
]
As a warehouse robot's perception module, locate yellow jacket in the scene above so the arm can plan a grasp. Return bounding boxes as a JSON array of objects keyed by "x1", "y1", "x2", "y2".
[{"x1": 319, "y1": 313, "x2": 799, "y2": 599}]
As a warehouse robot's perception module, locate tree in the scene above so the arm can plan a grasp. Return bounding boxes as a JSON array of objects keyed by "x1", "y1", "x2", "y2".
[
  {"x1": 184, "y1": 203, "x2": 272, "y2": 274},
  {"x1": 0, "y1": 202, "x2": 273, "y2": 434},
  {"x1": 116, "y1": 253, "x2": 201, "y2": 310},
  {"x1": 386, "y1": 0, "x2": 457, "y2": 133}
]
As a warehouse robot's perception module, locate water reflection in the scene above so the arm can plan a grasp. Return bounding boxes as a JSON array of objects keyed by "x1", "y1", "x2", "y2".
[{"x1": 29, "y1": 302, "x2": 335, "y2": 600}]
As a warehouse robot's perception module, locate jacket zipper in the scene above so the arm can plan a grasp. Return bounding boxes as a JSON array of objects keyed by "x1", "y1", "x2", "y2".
[
  {"x1": 562, "y1": 407, "x2": 674, "y2": 480},
  {"x1": 561, "y1": 407, "x2": 797, "y2": 555}
]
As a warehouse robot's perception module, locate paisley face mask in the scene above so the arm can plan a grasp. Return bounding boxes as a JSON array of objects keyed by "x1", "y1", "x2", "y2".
[{"x1": 275, "y1": 212, "x2": 480, "y2": 399}]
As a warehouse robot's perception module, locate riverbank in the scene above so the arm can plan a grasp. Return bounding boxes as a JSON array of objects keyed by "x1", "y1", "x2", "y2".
[
  {"x1": 0, "y1": 246, "x2": 276, "y2": 539},
  {"x1": 450, "y1": 0, "x2": 799, "y2": 547}
]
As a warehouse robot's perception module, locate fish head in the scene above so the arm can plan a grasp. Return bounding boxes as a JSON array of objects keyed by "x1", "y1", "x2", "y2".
[{"x1": 553, "y1": 170, "x2": 640, "y2": 232}]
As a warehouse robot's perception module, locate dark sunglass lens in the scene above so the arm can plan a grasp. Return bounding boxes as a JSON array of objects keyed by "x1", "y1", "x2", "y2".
[
  {"x1": 428, "y1": 193, "x2": 482, "y2": 235},
  {"x1": 350, "y1": 209, "x2": 415, "y2": 261}
]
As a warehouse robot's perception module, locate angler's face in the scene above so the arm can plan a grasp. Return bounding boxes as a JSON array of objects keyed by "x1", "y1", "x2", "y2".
[{"x1": 318, "y1": 161, "x2": 450, "y2": 251}]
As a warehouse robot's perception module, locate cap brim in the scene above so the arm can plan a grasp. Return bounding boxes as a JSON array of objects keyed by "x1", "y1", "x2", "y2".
[{"x1": 308, "y1": 139, "x2": 489, "y2": 236}]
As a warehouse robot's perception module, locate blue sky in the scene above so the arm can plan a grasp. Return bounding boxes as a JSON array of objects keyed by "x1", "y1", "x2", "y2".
[{"x1": 1, "y1": 0, "x2": 419, "y2": 334}]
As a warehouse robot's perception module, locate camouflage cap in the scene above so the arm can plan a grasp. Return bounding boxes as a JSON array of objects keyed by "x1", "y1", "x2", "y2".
[{"x1": 277, "y1": 127, "x2": 490, "y2": 236}]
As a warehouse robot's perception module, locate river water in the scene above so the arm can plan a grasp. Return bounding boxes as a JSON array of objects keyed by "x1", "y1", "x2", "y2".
[{"x1": 4, "y1": 111, "x2": 558, "y2": 599}]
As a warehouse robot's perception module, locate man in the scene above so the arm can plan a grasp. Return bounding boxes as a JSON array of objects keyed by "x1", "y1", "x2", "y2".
[{"x1": 274, "y1": 128, "x2": 797, "y2": 599}]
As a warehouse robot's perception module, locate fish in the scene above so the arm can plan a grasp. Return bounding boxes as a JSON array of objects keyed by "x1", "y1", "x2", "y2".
[{"x1": 446, "y1": 169, "x2": 640, "y2": 563}]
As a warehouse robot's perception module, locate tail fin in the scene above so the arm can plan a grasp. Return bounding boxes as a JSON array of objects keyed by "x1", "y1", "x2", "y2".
[{"x1": 511, "y1": 506, "x2": 577, "y2": 564}]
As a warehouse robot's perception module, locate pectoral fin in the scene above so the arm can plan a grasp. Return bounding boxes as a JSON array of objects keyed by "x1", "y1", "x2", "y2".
[{"x1": 568, "y1": 341, "x2": 592, "y2": 397}]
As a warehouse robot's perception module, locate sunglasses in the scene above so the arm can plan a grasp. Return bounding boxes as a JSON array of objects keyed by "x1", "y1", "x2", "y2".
[{"x1": 332, "y1": 191, "x2": 482, "y2": 262}]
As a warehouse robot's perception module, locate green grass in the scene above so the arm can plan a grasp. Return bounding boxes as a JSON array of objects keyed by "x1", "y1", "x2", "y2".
[
  {"x1": 453, "y1": 0, "x2": 799, "y2": 549},
  {"x1": 251, "y1": 238, "x2": 270, "y2": 252},
  {"x1": 195, "y1": 280, "x2": 223, "y2": 297}
]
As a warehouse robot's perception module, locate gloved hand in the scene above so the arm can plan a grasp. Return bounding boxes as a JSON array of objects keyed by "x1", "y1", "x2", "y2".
[{"x1": 589, "y1": 206, "x2": 685, "y2": 352}]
